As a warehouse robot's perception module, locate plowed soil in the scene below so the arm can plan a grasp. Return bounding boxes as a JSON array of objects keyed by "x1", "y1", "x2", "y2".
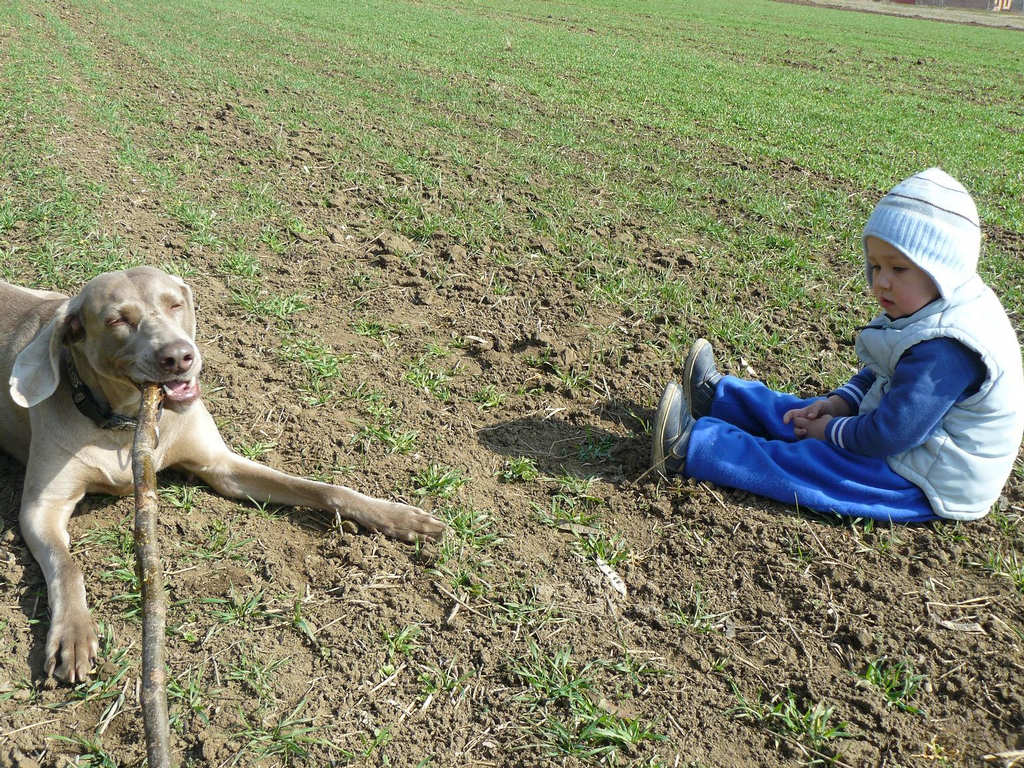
[{"x1": 1, "y1": 2, "x2": 1022, "y2": 768}]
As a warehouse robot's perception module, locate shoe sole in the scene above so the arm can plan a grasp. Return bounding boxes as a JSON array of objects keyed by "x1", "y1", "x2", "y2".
[
  {"x1": 651, "y1": 381, "x2": 681, "y2": 479},
  {"x1": 682, "y1": 338, "x2": 711, "y2": 418}
]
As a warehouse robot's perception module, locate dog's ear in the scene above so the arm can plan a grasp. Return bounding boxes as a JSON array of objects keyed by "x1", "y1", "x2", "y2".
[{"x1": 9, "y1": 297, "x2": 82, "y2": 408}]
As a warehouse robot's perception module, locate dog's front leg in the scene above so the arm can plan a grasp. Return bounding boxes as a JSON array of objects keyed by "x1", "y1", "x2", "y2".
[
  {"x1": 19, "y1": 483, "x2": 97, "y2": 683},
  {"x1": 184, "y1": 450, "x2": 446, "y2": 542}
]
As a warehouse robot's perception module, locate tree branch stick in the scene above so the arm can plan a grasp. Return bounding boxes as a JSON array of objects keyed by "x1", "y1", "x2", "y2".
[{"x1": 132, "y1": 384, "x2": 172, "y2": 768}]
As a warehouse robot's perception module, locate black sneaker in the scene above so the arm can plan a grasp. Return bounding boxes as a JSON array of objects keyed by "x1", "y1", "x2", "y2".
[
  {"x1": 682, "y1": 338, "x2": 722, "y2": 419},
  {"x1": 651, "y1": 381, "x2": 694, "y2": 479}
]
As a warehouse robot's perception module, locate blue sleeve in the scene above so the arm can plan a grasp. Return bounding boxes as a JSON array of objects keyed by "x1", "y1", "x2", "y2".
[
  {"x1": 826, "y1": 338, "x2": 986, "y2": 458},
  {"x1": 828, "y1": 368, "x2": 876, "y2": 412}
]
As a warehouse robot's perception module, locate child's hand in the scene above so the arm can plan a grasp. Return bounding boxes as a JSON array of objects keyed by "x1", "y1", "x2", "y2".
[
  {"x1": 783, "y1": 396, "x2": 849, "y2": 440},
  {"x1": 782, "y1": 400, "x2": 830, "y2": 425},
  {"x1": 787, "y1": 412, "x2": 833, "y2": 440}
]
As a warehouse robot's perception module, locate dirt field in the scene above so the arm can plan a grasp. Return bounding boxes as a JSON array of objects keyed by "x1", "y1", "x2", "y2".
[
  {"x1": 778, "y1": 0, "x2": 1024, "y2": 29},
  {"x1": 1, "y1": 1, "x2": 1023, "y2": 767}
]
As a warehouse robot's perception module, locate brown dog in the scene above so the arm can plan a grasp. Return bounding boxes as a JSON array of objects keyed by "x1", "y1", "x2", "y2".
[{"x1": 1, "y1": 267, "x2": 444, "y2": 682}]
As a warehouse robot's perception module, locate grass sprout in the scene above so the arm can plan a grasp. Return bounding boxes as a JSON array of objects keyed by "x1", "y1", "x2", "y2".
[
  {"x1": 533, "y1": 494, "x2": 600, "y2": 528},
  {"x1": 981, "y1": 548, "x2": 1024, "y2": 592},
  {"x1": 231, "y1": 698, "x2": 336, "y2": 763},
  {"x1": 511, "y1": 643, "x2": 665, "y2": 762},
  {"x1": 412, "y1": 464, "x2": 467, "y2": 498},
  {"x1": 668, "y1": 584, "x2": 729, "y2": 634},
  {"x1": 731, "y1": 687, "x2": 850, "y2": 764},
  {"x1": 575, "y1": 534, "x2": 632, "y2": 567},
  {"x1": 862, "y1": 657, "x2": 926, "y2": 714},
  {"x1": 405, "y1": 356, "x2": 452, "y2": 401},
  {"x1": 471, "y1": 384, "x2": 507, "y2": 410},
  {"x1": 499, "y1": 456, "x2": 539, "y2": 482}
]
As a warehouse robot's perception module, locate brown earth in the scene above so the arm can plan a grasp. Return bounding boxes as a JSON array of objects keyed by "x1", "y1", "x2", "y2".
[
  {"x1": 1, "y1": 3, "x2": 1023, "y2": 768},
  {"x1": 775, "y1": 0, "x2": 1024, "y2": 30}
]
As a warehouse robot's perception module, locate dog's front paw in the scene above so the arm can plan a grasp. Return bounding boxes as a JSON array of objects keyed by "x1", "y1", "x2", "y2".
[
  {"x1": 360, "y1": 501, "x2": 447, "y2": 543},
  {"x1": 45, "y1": 612, "x2": 99, "y2": 683}
]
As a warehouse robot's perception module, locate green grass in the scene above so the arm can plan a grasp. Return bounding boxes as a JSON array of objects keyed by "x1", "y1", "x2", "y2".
[
  {"x1": 511, "y1": 643, "x2": 666, "y2": 763},
  {"x1": 575, "y1": 533, "x2": 632, "y2": 568},
  {"x1": 24, "y1": 0, "x2": 1018, "y2": 368},
  {"x1": 383, "y1": 623, "x2": 422, "y2": 658},
  {"x1": 279, "y1": 335, "x2": 349, "y2": 405},
  {"x1": 412, "y1": 464, "x2": 467, "y2": 499},
  {"x1": 980, "y1": 547, "x2": 1024, "y2": 592},
  {"x1": 668, "y1": 584, "x2": 729, "y2": 635},
  {"x1": 168, "y1": 667, "x2": 211, "y2": 731},
  {"x1": 231, "y1": 289, "x2": 309, "y2": 322},
  {"x1": 236, "y1": 439, "x2": 277, "y2": 461},
  {"x1": 192, "y1": 518, "x2": 252, "y2": 562},
  {"x1": 206, "y1": 588, "x2": 270, "y2": 626},
  {"x1": 430, "y1": 503, "x2": 502, "y2": 598},
  {"x1": 353, "y1": 318, "x2": 402, "y2": 341},
  {"x1": 405, "y1": 355, "x2": 453, "y2": 402},
  {"x1": 52, "y1": 736, "x2": 119, "y2": 768},
  {"x1": 730, "y1": 687, "x2": 851, "y2": 765},
  {"x1": 417, "y1": 661, "x2": 474, "y2": 705},
  {"x1": 440, "y1": 504, "x2": 502, "y2": 550},
  {"x1": 77, "y1": 523, "x2": 143, "y2": 619},
  {"x1": 499, "y1": 456, "x2": 540, "y2": 483},
  {"x1": 554, "y1": 473, "x2": 602, "y2": 503},
  {"x1": 577, "y1": 430, "x2": 617, "y2": 462},
  {"x1": 862, "y1": 657, "x2": 926, "y2": 715},
  {"x1": 498, "y1": 585, "x2": 568, "y2": 635},
  {"x1": 534, "y1": 494, "x2": 601, "y2": 529},
  {"x1": 355, "y1": 421, "x2": 419, "y2": 454},
  {"x1": 471, "y1": 384, "x2": 507, "y2": 411},
  {"x1": 231, "y1": 698, "x2": 337, "y2": 765},
  {"x1": 4, "y1": 0, "x2": 1022, "y2": 362},
  {"x1": 158, "y1": 482, "x2": 201, "y2": 513},
  {"x1": 220, "y1": 249, "x2": 261, "y2": 279}
]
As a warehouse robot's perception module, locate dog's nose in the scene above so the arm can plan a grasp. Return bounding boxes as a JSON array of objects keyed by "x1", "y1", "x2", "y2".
[{"x1": 156, "y1": 341, "x2": 195, "y2": 375}]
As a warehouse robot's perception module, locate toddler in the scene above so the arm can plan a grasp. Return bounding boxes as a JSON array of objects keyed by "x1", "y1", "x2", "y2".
[{"x1": 652, "y1": 168, "x2": 1024, "y2": 522}]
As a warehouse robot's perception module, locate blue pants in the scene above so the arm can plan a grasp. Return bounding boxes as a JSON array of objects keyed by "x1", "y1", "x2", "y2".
[{"x1": 684, "y1": 377, "x2": 937, "y2": 523}]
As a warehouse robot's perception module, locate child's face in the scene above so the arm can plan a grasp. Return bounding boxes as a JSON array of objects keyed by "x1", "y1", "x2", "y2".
[{"x1": 865, "y1": 237, "x2": 940, "y2": 318}]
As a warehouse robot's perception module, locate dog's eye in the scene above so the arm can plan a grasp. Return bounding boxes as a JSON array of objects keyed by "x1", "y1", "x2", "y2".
[{"x1": 169, "y1": 303, "x2": 183, "y2": 311}]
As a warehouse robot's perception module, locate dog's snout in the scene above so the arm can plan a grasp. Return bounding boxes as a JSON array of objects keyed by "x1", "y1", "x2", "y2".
[{"x1": 156, "y1": 340, "x2": 195, "y2": 375}]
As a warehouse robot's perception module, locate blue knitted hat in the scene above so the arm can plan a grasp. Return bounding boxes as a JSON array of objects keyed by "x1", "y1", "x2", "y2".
[{"x1": 862, "y1": 167, "x2": 980, "y2": 298}]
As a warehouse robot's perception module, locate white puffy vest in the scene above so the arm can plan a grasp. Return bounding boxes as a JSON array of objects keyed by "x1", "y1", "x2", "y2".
[{"x1": 856, "y1": 275, "x2": 1024, "y2": 520}]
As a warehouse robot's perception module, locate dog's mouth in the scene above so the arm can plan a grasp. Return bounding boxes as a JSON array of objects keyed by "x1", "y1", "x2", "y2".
[{"x1": 161, "y1": 378, "x2": 200, "y2": 404}]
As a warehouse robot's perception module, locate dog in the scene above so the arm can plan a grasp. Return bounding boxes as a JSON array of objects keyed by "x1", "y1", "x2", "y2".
[{"x1": 0, "y1": 266, "x2": 444, "y2": 682}]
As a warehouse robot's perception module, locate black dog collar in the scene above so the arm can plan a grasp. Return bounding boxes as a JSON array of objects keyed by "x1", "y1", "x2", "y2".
[{"x1": 62, "y1": 352, "x2": 158, "y2": 431}]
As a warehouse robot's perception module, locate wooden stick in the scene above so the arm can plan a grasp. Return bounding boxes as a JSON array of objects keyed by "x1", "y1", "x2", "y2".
[{"x1": 132, "y1": 384, "x2": 172, "y2": 768}]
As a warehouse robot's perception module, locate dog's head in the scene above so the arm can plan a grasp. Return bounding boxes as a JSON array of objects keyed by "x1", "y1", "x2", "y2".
[{"x1": 10, "y1": 266, "x2": 203, "y2": 410}]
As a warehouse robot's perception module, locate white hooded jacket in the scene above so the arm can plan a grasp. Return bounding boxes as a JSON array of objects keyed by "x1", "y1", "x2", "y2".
[{"x1": 856, "y1": 275, "x2": 1024, "y2": 520}]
